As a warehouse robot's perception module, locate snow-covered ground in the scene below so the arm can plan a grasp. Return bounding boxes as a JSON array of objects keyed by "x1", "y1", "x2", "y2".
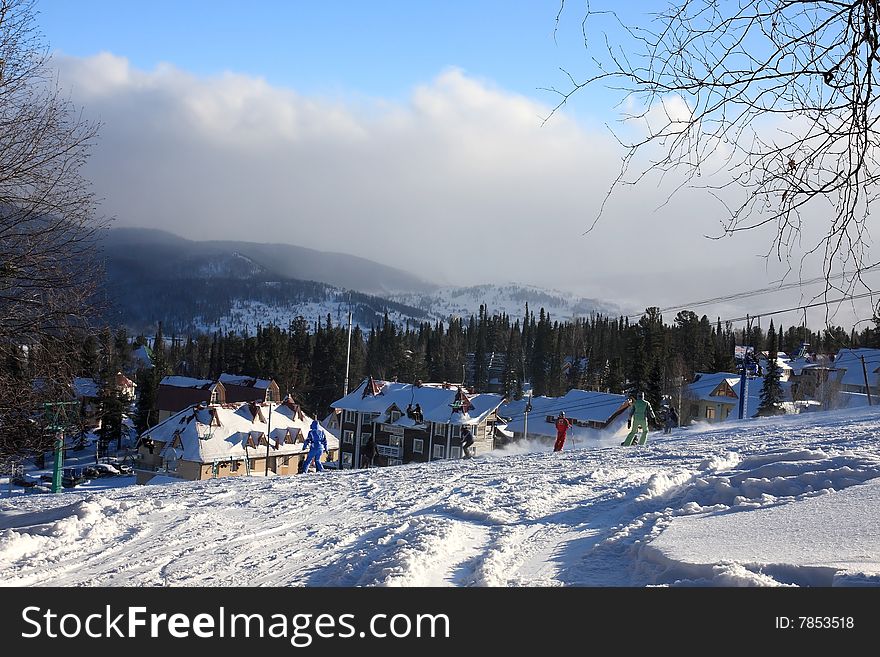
[{"x1": 2, "y1": 407, "x2": 880, "y2": 587}]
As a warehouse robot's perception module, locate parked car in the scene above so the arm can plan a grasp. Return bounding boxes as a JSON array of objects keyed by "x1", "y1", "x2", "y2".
[{"x1": 89, "y1": 463, "x2": 121, "y2": 477}]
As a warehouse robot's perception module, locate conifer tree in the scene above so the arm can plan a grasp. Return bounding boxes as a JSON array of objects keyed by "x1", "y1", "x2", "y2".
[{"x1": 758, "y1": 321, "x2": 784, "y2": 416}]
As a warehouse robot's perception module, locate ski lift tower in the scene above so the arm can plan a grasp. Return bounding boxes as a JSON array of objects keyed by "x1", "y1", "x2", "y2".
[{"x1": 42, "y1": 401, "x2": 80, "y2": 493}]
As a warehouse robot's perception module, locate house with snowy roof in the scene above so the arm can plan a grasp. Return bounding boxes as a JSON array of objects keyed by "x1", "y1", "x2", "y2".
[
  {"x1": 111, "y1": 371, "x2": 137, "y2": 401},
  {"x1": 131, "y1": 344, "x2": 154, "y2": 369},
  {"x1": 156, "y1": 376, "x2": 226, "y2": 422},
  {"x1": 330, "y1": 377, "x2": 506, "y2": 469},
  {"x1": 499, "y1": 389, "x2": 631, "y2": 441},
  {"x1": 828, "y1": 348, "x2": 880, "y2": 397},
  {"x1": 134, "y1": 398, "x2": 338, "y2": 484},
  {"x1": 218, "y1": 373, "x2": 280, "y2": 404},
  {"x1": 758, "y1": 354, "x2": 794, "y2": 382},
  {"x1": 686, "y1": 372, "x2": 768, "y2": 422}
]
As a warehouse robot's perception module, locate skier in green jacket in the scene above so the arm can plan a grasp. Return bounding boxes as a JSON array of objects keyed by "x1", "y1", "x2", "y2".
[{"x1": 622, "y1": 392, "x2": 656, "y2": 446}]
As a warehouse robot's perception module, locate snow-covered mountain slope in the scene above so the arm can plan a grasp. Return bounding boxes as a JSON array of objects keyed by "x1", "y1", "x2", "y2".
[
  {"x1": 192, "y1": 296, "x2": 429, "y2": 336},
  {"x1": 3, "y1": 407, "x2": 879, "y2": 587},
  {"x1": 388, "y1": 283, "x2": 618, "y2": 321}
]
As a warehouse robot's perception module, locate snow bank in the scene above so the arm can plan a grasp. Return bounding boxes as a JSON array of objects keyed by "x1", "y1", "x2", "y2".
[{"x1": 1, "y1": 405, "x2": 880, "y2": 587}]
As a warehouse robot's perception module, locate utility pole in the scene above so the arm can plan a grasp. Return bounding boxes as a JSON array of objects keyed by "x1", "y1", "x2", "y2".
[
  {"x1": 264, "y1": 400, "x2": 273, "y2": 476},
  {"x1": 861, "y1": 355, "x2": 873, "y2": 406},
  {"x1": 738, "y1": 315, "x2": 750, "y2": 420},
  {"x1": 42, "y1": 401, "x2": 78, "y2": 493},
  {"x1": 343, "y1": 294, "x2": 353, "y2": 397},
  {"x1": 523, "y1": 391, "x2": 532, "y2": 440}
]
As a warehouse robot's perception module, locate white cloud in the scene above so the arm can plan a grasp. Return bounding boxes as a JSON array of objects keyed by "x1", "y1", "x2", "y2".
[{"x1": 52, "y1": 52, "x2": 860, "y2": 320}]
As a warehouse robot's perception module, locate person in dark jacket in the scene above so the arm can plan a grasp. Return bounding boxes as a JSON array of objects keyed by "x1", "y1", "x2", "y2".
[
  {"x1": 460, "y1": 425, "x2": 475, "y2": 458},
  {"x1": 301, "y1": 420, "x2": 328, "y2": 472},
  {"x1": 360, "y1": 436, "x2": 375, "y2": 468}
]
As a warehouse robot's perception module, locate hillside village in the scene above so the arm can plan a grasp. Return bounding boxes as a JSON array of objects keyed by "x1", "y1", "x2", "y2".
[{"x1": 10, "y1": 325, "x2": 880, "y2": 491}]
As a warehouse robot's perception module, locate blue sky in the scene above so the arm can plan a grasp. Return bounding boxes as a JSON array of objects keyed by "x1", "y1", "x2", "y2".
[{"x1": 39, "y1": 0, "x2": 650, "y2": 111}]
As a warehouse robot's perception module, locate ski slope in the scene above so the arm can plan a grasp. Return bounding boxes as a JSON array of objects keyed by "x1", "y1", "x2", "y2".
[{"x1": 2, "y1": 407, "x2": 880, "y2": 587}]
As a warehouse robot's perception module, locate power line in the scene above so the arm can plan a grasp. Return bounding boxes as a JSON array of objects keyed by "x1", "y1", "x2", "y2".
[
  {"x1": 719, "y1": 291, "x2": 877, "y2": 325},
  {"x1": 622, "y1": 263, "x2": 880, "y2": 320}
]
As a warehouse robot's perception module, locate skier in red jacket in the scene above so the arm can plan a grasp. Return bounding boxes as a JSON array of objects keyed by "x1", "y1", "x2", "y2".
[{"x1": 553, "y1": 411, "x2": 573, "y2": 452}]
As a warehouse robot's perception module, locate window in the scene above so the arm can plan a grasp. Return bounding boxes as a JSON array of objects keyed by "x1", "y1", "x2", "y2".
[
  {"x1": 231, "y1": 460, "x2": 240, "y2": 472},
  {"x1": 451, "y1": 425, "x2": 461, "y2": 439},
  {"x1": 390, "y1": 410, "x2": 401, "y2": 422},
  {"x1": 433, "y1": 444, "x2": 446, "y2": 459},
  {"x1": 360, "y1": 432, "x2": 372, "y2": 445},
  {"x1": 342, "y1": 453, "x2": 353, "y2": 468},
  {"x1": 450, "y1": 446, "x2": 461, "y2": 459},
  {"x1": 249, "y1": 459, "x2": 256, "y2": 470},
  {"x1": 389, "y1": 435, "x2": 402, "y2": 447},
  {"x1": 434, "y1": 423, "x2": 445, "y2": 437},
  {"x1": 343, "y1": 430, "x2": 354, "y2": 444},
  {"x1": 343, "y1": 410, "x2": 357, "y2": 424},
  {"x1": 282, "y1": 456, "x2": 291, "y2": 466},
  {"x1": 413, "y1": 438, "x2": 424, "y2": 453},
  {"x1": 705, "y1": 407, "x2": 715, "y2": 420}
]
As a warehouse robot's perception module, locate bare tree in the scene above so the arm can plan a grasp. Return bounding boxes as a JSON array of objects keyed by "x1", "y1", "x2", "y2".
[
  {"x1": 549, "y1": 1, "x2": 880, "y2": 299},
  {"x1": 0, "y1": 0, "x2": 104, "y2": 463}
]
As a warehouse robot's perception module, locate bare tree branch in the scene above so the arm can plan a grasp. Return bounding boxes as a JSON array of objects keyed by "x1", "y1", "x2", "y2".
[
  {"x1": 550, "y1": 0, "x2": 880, "y2": 313},
  {"x1": 0, "y1": 0, "x2": 106, "y2": 463}
]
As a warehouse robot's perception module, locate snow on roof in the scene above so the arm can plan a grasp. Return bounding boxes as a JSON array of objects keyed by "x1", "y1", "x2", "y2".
[
  {"x1": 73, "y1": 377, "x2": 100, "y2": 398},
  {"x1": 218, "y1": 373, "x2": 273, "y2": 389},
  {"x1": 760, "y1": 356, "x2": 792, "y2": 371},
  {"x1": 500, "y1": 389, "x2": 630, "y2": 437},
  {"x1": 831, "y1": 348, "x2": 880, "y2": 388},
  {"x1": 688, "y1": 372, "x2": 784, "y2": 416},
  {"x1": 689, "y1": 372, "x2": 744, "y2": 404},
  {"x1": 132, "y1": 345, "x2": 154, "y2": 368},
  {"x1": 495, "y1": 424, "x2": 514, "y2": 438},
  {"x1": 159, "y1": 376, "x2": 216, "y2": 390},
  {"x1": 331, "y1": 379, "x2": 504, "y2": 426},
  {"x1": 143, "y1": 401, "x2": 337, "y2": 464}
]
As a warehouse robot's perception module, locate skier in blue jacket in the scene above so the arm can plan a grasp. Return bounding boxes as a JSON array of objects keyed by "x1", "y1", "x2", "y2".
[{"x1": 301, "y1": 420, "x2": 328, "y2": 473}]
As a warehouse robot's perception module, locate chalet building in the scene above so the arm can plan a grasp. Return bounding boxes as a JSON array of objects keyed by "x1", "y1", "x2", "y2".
[
  {"x1": 111, "y1": 371, "x2": 137, "y2": 401},
  {"x1": 134, "y1": 398, "x2": 338, "y2": 484},
  {"x1": 758, "y1": 355, "x2": 794, "y2": 382},
  {"x1": 219, "y1": 373, "x2": 280, "y2": 403},
  {"x1": 500, "y1": 389, "x2": 631, "y2": 441},
  {"x1": 331, "y1": 378, "x2": 506, "y2": 469},
  {"x1": 687, "y1": 372, "x2": 766, "y2": 422},
  {"x1": 828, "y1": 348, "x2": 880, "y2": 397},
  {"x1": 129, "y1": 344, "x2": 154, "y2": 372},
  {"x1": 156, "y1": 376, "x2": 226, "y2": 422}
]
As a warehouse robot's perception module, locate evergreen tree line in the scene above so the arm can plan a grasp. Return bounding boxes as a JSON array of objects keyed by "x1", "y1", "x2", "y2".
[{"x1": 58, "y1": 306, "x2": 880, "y2": 432}]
